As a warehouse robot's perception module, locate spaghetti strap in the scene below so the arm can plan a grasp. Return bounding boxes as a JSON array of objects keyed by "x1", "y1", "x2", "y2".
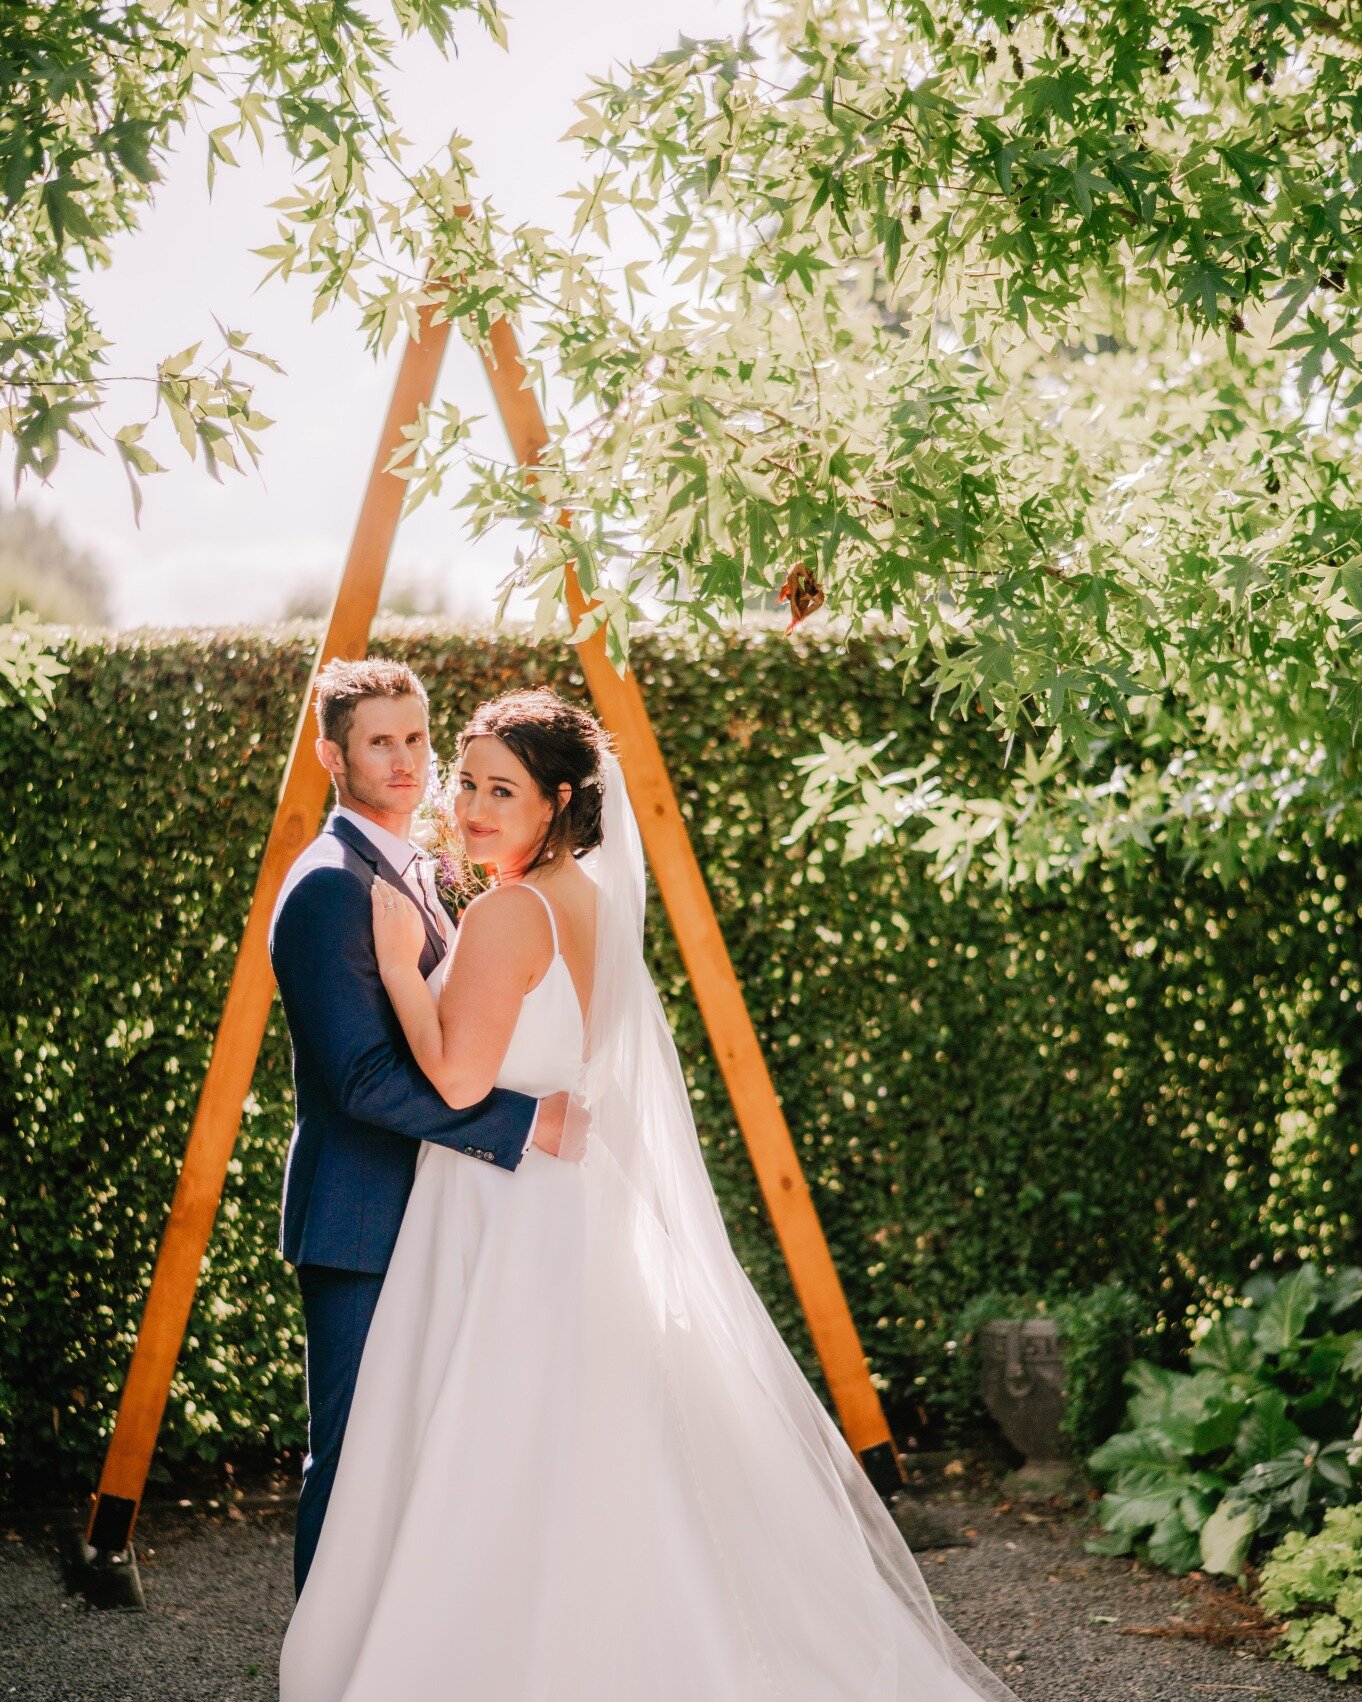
[{"x1": 522, "y1": 883, "x2": 560, "y2": 958}]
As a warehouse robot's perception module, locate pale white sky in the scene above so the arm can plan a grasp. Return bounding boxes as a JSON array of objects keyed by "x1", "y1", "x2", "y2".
[{"x1": 15, "y1": 0, "x2": 747, "y2": 628}]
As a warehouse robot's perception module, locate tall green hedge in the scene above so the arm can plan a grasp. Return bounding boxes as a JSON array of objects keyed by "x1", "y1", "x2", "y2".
[{"x1": 4, "y1": 624, "x2": 1362, "y2": 1494}]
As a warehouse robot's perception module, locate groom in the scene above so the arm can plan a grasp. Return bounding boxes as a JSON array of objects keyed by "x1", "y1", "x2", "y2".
[{"x1": 270, "y1": 656, "x2": 579, "y2": 1597}]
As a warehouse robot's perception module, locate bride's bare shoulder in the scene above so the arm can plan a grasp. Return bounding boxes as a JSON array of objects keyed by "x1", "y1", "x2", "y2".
[{"x1": 458, "y1": 883, "x2": 551, "y2": 947}]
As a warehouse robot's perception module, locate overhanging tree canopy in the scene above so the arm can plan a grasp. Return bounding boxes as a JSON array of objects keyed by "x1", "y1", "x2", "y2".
[{"x1": 5, "y1": 0, "x2": 1362, "y2": 876}]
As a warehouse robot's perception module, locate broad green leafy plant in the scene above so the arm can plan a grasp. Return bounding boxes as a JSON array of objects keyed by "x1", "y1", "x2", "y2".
[
  {"x1": 1088, "y1": 1265, "x2": 1362, "y2": 1578},
  {"x1": 1259, "y1": 1504, "x2": 1362, "y2": 1681}
]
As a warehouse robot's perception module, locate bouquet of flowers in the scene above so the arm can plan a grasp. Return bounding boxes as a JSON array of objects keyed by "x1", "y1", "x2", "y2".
[{"x1": 410, "y1": 758, "x2": 467, "y2": 912}]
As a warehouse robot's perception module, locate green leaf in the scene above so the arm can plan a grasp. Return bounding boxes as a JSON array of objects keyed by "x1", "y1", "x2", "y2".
[
  {"x1": 1234, "y1": 1389, "x2": 1303, "y2": 1469},
  {"x1": 1085, "y1": 1528, "x2": 1134, "y2": 1558},
  {"x1": 1190, "y1": 1315, "x2": 1262, "y2": 1378},
  {"x1": 1255, "y1": 1265, "x2": 1322, "y2": 1356},
  {"x1": 1190, "y1": 1393, "x2": 1247, "y2": 1456},
  {"x1": 1089, "y1": 1423, "x2": 1181, "y2": 1481},
  {"x1": 1146, "y1": 1509, "x2": 1202, "y2": 1575},
  {"x1": 1325, "y1": 1268, "x2": 1362, "y2": 1317},
  {"x1": 1199, "y1": 1500, "x2": 1256, "y2": 1576}
]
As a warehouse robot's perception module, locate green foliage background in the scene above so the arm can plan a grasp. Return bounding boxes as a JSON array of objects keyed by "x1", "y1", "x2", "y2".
[{"x1": 4, "y1": 625, "x2": 1362, "y2": 1496}]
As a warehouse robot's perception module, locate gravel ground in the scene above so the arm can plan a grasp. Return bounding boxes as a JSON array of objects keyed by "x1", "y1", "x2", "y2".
[
  {"x1": 921, "y1": 1495, "x2": 1342, "y2": 1700},
  {"x1": 0, "y1": 1478, "x2": 1345, "y2": 1700}
]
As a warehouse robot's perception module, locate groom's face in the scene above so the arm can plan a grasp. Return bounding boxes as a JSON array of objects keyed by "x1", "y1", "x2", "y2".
[{"x1": 318, "y1": 692, "x2": 432, "y2": 823}]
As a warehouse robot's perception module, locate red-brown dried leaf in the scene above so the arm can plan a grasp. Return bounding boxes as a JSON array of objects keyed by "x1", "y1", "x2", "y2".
[{"x1": 777, "y1": 564, "x2": 826, "y2": 632}]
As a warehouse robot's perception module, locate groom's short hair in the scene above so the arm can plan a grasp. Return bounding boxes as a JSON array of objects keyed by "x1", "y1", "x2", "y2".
[{"x1": 314, "y1": 657, "x2": 428, "y2": 752}]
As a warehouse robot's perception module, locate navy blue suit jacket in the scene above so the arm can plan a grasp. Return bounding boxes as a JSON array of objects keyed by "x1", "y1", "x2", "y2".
[{"x1": 269, "y1": 812, "x2": 537, "y2": 1274}]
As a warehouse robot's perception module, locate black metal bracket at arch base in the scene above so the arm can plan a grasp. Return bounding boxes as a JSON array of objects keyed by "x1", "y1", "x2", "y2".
[
  {"x1": 88, "y1": 1492, "x2": 138, "y2": 1554},
  {"x1": 65, "y1": 1493, "x2": 145, "y2": 1609},
  {"x1": 860, "y1": 1441, "x2": 905, "y2": 1497}
]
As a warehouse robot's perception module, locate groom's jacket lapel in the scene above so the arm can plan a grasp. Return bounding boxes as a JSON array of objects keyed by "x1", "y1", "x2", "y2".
[{"x1": 326, "y1": 812, "x2": 447, "y2": 966}]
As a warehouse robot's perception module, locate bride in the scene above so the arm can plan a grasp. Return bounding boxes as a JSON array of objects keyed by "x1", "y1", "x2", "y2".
[{"x1": 279, "y1": 685, "x2": 1016, "y2": 1702}]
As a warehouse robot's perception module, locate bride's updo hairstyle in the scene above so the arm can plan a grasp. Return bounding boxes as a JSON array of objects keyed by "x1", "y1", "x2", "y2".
[{"x1": 456, "y1": 687, "x2": 611, "y2": 879}]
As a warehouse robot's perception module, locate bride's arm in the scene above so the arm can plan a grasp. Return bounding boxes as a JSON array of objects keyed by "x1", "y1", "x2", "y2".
[{"x1": 373, "y1": 882, "x2": 544, "y2": 1110}]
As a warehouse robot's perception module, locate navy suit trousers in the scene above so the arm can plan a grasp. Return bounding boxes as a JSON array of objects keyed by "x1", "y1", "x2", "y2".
[{"x1": 294, "y1": 1264, "x2": 386, "y2": 1598}]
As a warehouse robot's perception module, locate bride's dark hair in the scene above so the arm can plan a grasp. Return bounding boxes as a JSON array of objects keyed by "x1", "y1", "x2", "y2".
[{"x1": 455, "y1": 687, "x2": 611, "y2": 884}]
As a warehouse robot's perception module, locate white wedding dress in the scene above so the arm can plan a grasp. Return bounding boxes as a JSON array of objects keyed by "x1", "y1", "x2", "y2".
[{"x1": 280, "y1": 773, "x2": 1015, "y2": 1702}]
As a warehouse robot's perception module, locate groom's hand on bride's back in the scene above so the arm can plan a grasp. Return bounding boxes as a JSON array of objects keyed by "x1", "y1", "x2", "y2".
[{"x1": 532, "y1": 1091, "x2": 590, "y2": 1162}]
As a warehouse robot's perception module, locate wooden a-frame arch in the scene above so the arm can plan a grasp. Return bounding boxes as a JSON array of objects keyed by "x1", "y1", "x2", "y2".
[{"x1": 81, "y1": 237, "x2": 902, "y2": 1589}]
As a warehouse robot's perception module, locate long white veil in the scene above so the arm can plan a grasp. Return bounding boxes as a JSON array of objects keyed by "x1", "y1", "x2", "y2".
[{"x1": 559, "y1": 755, "x2": 1018, "y2": 1701}]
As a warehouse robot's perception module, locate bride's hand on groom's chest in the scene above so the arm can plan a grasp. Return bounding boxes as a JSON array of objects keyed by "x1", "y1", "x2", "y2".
[{"x1": 370, "y1": 878, "x2": 427, "y2": 971}]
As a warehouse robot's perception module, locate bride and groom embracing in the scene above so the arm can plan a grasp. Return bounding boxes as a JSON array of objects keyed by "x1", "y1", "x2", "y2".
[{"x1": 269, "y1": 657, "x2": 1016, "y2": 1701}]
